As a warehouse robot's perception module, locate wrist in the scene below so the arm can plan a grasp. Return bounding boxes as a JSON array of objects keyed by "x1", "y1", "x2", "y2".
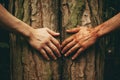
[
  {"x1": 94, "y1": 24, "x2": 104, "y2": 38},
  {"x1": 13, "y1": 19, "x2": 34, "y2": 39},
  {"x1": 0, "y1": 4, "x2": 34, "y2": 39}
]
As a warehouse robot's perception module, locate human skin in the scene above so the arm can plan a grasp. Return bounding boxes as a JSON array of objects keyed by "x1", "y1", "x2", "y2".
[
  {"x1": 62, "y1": 13, "x2": 120, "y2": 60},
  {"x1": 0, "y1": 4, "x2": 61, "y2": 60}
]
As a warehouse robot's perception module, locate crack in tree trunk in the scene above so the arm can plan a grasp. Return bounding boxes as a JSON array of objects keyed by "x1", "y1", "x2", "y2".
[{"x1": 9, "y1": 0, "x2": 109, "y2": 80}]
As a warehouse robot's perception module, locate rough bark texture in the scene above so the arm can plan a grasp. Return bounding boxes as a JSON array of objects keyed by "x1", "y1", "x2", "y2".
[
  {"x1": 61, "y1": 0, "x2": 104, "y2": 80},
  {"x1": 10, "y1": 0, "x2": 61, "y2": 80},
  {"x1": 9, "y1": 0, "x2": 120, "y2": 80}
]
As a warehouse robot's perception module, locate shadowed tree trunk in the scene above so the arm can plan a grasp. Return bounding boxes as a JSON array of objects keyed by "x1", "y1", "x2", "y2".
[{"x1": 8, "y1": 0, "x2": 120, "y2": 80}]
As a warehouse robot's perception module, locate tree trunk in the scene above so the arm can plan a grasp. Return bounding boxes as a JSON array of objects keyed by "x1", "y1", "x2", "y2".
[
  {"x1": 9, "y1": 0, "x2": 120, "y2": 80},
  {"x1": 61, "y1": 0, "x2": 104, "y2": 80},
  {"x1": 9, "y1": 0, "x2": 61, "y2": 80}
]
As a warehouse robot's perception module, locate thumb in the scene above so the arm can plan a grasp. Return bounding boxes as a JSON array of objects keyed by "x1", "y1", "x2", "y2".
[
  {"x1": 66, "y1": 27, "x2": 80, "y2": 33},
  {"x1": 46, "y1": 28, "x2": 60, "y2": 36}
]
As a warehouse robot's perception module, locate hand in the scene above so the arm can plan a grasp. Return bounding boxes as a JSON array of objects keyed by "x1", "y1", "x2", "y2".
[
  {"x1": 28, "y1": 28, "x2": 61, "y2": 60},
  {"x1": 62, "y1": 27, "x2": 99, "y2": 60}
]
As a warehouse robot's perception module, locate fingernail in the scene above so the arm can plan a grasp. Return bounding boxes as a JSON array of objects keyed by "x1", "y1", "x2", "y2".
[
  {"x1": 72, "y1": 57, "x2": 74, "y2": 60},
  {"x1": 56, "y1": 33, "x2": 60, "y2": 35},
  {"x1": 54, "y1": 57, "x2": 57, "y2": 60},
  {"x1": 64, "y1": 54, "x2": 67, "y2": 57}
]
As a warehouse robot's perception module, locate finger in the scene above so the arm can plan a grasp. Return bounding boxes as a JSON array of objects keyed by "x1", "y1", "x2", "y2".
[
  {"x1": 64, "y1": 44, "x2": 80, "y2": 57},
  {"x1": 72, "y1": 48, "x2": 84, "y2": 60},
  {"x1": 50, "y1": 37, "x2": 61, "y2": 51},
  {"x1": 46, "y1": 28, "x2": 60, "y2": 36},
  {"x1": 44, "y1": 46, "x2": 57, "y2": 60},
  {"x1": 66, "y1": 27, "x2": 80, "y2": 33},
  {"x1": 62, "y1": 40, "x2": 76, "y2": 54},
  {"x1": 62, "y1": 36, "x2": 73, "y2": 48},
  {"x1": 48, "y1": 42, "x2": 61, "y2": 57},
  {"x1": 40, "y1": 49, "x2": 50, "y2": 60}
]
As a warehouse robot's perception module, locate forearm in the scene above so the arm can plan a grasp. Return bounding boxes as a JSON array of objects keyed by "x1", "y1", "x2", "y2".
[
  {"x1": 0, "y1": 4, "x2": 33, "y2": 38},
  {"x1": 95, "y1": 13, "x2": 120, "y2": 37}
]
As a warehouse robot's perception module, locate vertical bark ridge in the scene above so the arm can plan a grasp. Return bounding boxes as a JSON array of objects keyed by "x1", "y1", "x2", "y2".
[
  {"x1": 82, "y1": 1, "x2": 95, "y2": 80},
  {"x1": 30, "y1": 0, "x2": 60, "y2": 80},
  {"x1": 87, "y1": 0, "x2": 104, "y2": 80},
  {"x1": 61, "y1": 0, "x2": 86, "y2": 80},
  {"x1": 9, "y1": 0, "x2": 108, "y2": 80},
  {"x1": 10, "y1": 0, "x2": 24, "y2": 80},
  {"x1": 10, "y1": 0, "x2": 60, "y2": 80},
  {"x1": 61, "y1": 0, "x2": 104, "y2": 80}
]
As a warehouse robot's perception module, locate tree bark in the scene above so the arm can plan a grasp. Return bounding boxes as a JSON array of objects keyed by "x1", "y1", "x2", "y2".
[
  {"x1": 9, "y1": 0, "x2": 120, "y2": 80},
  {"x1": 61, "y1": 0, "x2": 104, "y2": 80},
  {"x1": 9, "y1": 0, "x2": 61, "y2": 80}
]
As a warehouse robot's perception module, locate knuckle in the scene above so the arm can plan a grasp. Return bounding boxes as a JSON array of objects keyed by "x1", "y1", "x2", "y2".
[
  {"x1": 48, "y1": 36, "x2": 52, "y2": 40},
  {"x1": 74, "y1": 38, "x2": 79, "y2": 43},
  {"x1": 42, "y1": 41, "x2": 47, "y2": 45},
  {"x1": 53, "y1": 47, "x2": 57, "y2": 51},
  {"x1": 38, "y1": 46, "x2": 42, "y2": 50},
  {"x1": 63, "y1": 40, "x2": 66, "y2": 43},
  {"x1": 68, "y1": 50, "x2": 72, "y2": 54},
  {"x1": 65, "y1": 45, "x2": 69, "y2": 48},
  {"x1": 38, "y1": 43, "x2": 45, "y2": 49},
  {"x1": 78, "y1": 41, "x2": 81, "y2": 46},
  {"x1": 56, "y1": 41, "x2": 59, "y2": 44},
  {"x1": 73, "y1": 35, "x2": 77, "y2": 39},
  {"x1": 78, "y1": 42, "x2": 85, "y2": 48},
  {"x1": 46, "y1": 40, "x2": 50, "y2": 44},
  {"x1": 50, "y1": 53, "x2": 55, "y2": 57},
  {"x1": 49, "y1": 51, "x2": 52, "y2": 55},
  {"x1": 51, "y1": 54, "x2": 54, "y2": 57},
  {"x1": 48, "y1": 48, "x2": 51, "y2": 52},
  {"x1": 56, "y1": 41, "x2": 60, "y2": 46},
  {"x1": 81, "y1": 44, "x2": 86, "y2": 50}
]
